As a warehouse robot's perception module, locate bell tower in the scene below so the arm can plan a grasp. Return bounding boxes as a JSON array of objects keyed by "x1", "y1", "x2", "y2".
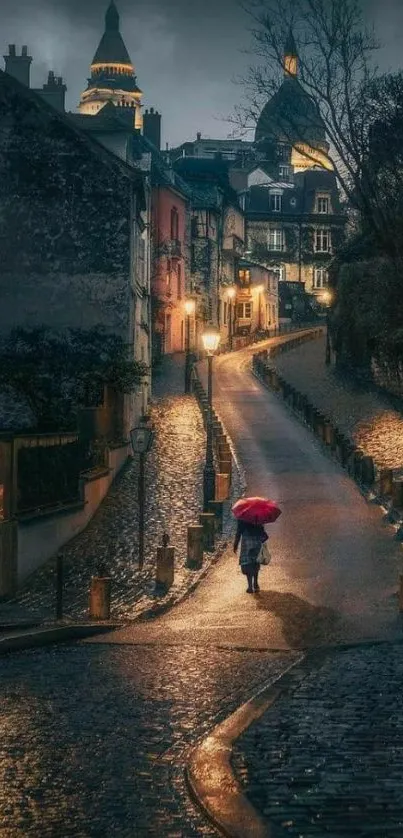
[{"x1": 78, "y1": 1, "x2": 142, "y2": 128}]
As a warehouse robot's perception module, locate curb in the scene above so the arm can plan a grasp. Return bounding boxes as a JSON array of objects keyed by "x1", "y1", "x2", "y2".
[
  {"x1": 0, "y1": 622, "x2": 120, "y2": 655},
  {"x1": 186, "y1": 653, "x2": 312, "y2": 838}
]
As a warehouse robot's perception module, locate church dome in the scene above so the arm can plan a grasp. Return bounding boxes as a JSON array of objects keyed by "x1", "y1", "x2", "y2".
[{"x1": 255, "y1": 75, "x2": 327, "y2": 147}]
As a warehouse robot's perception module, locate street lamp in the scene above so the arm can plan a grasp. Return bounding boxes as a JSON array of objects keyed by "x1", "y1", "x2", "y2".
[
  {"x1": 184, "y1": 298, "x2": 195, "y2": 393},
  {"x1": 320, "y1": 289, "x2": 332, "y2": 365},
  {"x1": 201, "y1": 325, "x2": 221, "y2": 511},
  {"x1": 227, "y1": 287, "x2": 236, "y2": 350},
  {"x1": 130, "y1": 421, "x2": 155, "y2": 569}
]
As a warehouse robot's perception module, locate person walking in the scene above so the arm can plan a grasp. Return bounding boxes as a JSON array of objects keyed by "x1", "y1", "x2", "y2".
[{"x1": 233, "y1": 520, "x2": 268, "y2": 593}]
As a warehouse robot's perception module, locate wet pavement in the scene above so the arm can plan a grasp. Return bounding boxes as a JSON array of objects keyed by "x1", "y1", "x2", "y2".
[
  {"x1": 4, "y1": 337, "x2": 403, "y2": 837},
  {"x1": 232, "y1": 640, "x2": 403, "y2": 837},
  {"x1": 273, "y1": 335, "x2": 403, "y2": 470},
  {"x1": 12, "y1": 355, "x2": 242, "y2": 622},
  {"x1": 0, "y1": 643, "x2": 295, "y2": 837}
]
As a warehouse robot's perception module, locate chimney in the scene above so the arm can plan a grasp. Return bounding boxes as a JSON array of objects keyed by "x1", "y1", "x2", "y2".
[
  {"x1": 196, "y1": 132, "x2": 201, "y2": 141},
  {"x1": 4, "y1": 44, "x2": 32, "y2": 87},
  {"x1": 35, "y1": 70, "x2": 67, "y2": 112},
  {"x1": 142, "y1": 107, "x2": 162, "y2": 151}
]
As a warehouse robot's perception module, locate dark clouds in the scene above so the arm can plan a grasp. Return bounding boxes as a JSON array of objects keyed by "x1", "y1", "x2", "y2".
[{"x1": 1, "y1": 0, "x2": 402, "y2": 147}]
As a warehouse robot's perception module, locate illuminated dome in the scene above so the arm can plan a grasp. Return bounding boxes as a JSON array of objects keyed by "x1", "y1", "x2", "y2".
[{"x1": 78, "y1": 1, "x2": 142, "y2": 128}]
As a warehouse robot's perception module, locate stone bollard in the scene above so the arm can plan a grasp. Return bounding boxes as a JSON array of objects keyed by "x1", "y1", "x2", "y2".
[
  {"x1": 89, "y1": 575, "x2": 112, "y2": 620},
  {"x1": 324, "y1": 422, "x2": 335, "y2": 448},
  {"x1": 215, "y1": 472, "x2": 230, "y2": 501},
  {"x1": 187, "y1": 524, "x2": 204, "y2": 569},
  {"x1": 219, "y1": 458, "x2": 232, "y2": 481},
  {"x1": 208, "y1": 500, "x2": 224, "y2": 534},
  {"x1": 361, "y1": 455, "x2": 375, "y2": 487},
  {"x1": 379, "y1": 468, "x2": 394, "y2": 497},
  {"x1": 392, "y1": 480, "x2": 403, "y2": 510},
  {"x1": 199, "y1": 512, "x2": 216, "y2": 552},
  {"x1": 155, "y1": 532, "x2": 175, "y2": 593}
]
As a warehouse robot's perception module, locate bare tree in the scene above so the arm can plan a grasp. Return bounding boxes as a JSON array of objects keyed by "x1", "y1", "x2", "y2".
[{"x1": 235, "y1": 0, "x2": 403, "y2": 252}]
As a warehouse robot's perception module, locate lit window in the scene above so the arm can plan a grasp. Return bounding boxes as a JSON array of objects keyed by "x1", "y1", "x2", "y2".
[
  {"x1": 313, "y1": 266, "x2": 327, "y2": 288},
  {"x1": 317, "y1": 195, "x2": 330, "y2": 214},
  {"x1": 272, "y1": 264, "x2": 286, "y2": 282},
  {"x1": 315, "y1": 229, "x2": 331, "y2": 252},
  {"x1": 236, "y1": 302, "x2": 252, "y2": 319},
  {"x1": 238, "y1": 269, "x2": 251, "y2": 285},
  {"x1": 268, "y1": 229, "x2": 284, "y2": 251},
  {"x1": 270, "y1": 192, "x2": 282, "y2": 212}
]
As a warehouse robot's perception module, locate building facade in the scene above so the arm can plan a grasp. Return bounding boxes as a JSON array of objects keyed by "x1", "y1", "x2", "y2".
[{"x1": 0, "y1": 68, "x2": 147, "y2": 435}]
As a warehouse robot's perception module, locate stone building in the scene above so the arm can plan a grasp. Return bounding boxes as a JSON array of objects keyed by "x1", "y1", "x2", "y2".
[
  {"x1": 0, "y1": 68, "x2": 147, "y2": 434},
  {"x1": 173, "y1": 157, "x2": 245, "y2": 349}
]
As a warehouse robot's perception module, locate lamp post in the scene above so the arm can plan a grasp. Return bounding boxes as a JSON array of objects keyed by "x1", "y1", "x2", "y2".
[
  {"x1": 321, "y1": 289, "x2": 332, "y2": 365},
  {"x1": 130, "y1": 421, "x2": 155, "y2": 569},
  {"x1": 201, "y1": 325, "x2": 221, "y2": 511},
  {"x1": 184, "y1": 298, "x2": 195, "y2": 393},
  {"x1": 227, "y1": 287, "x2": 236, "y2": 350}
]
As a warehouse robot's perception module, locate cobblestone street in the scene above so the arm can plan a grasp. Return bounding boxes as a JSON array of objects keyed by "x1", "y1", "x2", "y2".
[
  {"x1": 232, "y1": 641, "x2": 403, "y2": 837},
  {"x1": 12, "y1": 355, "x2": 242, "y2": 622},
  {"x1": 0, "y1": 643, "x2": 295, "y2": 837},
  {"x1": 273, "y1": 335, "x2": 403, "y2": 470}
]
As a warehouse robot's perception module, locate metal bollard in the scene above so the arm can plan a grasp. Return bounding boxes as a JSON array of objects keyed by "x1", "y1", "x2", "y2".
[
  {"x1": 199, "y1": 513, "x2": 216, "y2": 552},
  {"x1": 155, "y1": 532, "x2": 175, "y2": 593},
  {"x1": 392, "y1": 480, "x2": 403, "y2": 510},
  {"x1": 186, "y1": 524, "x2": 204, "y2": 569},
  {"x1": 89, "y1": 575, "x2": 112, "y2": 620},
  {"x1": 361, "y1": 456, "x2": 375, "y2": 487},
  {"x1": 379, "y1": 468, "x2": 394, "y2": 497}
]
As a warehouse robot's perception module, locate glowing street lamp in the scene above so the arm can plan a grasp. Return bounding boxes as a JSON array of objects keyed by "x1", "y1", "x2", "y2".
[
  {"x1": 227, "y1": 287, "x2": 236, "y2": 350},
  {"x1": 184, "y1": 298, "x2": 196, "y2": 393},
  {"x1": 201, "y1": 325, "x2": 221, "y2": 510}
]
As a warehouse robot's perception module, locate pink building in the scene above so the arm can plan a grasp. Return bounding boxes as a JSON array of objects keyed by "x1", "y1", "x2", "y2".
[{"x1": 151, "y1": 179, "x2": 189, "y2": 358}]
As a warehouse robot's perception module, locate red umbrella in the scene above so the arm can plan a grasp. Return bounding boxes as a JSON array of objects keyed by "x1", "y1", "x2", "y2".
[{"x1": 232, "y1": 496, "x2": 282, "y2": 525}]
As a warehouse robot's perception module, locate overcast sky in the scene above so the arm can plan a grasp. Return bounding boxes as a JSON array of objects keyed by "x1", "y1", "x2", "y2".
[{"x1": 1, "y1": 0, "x2": 403, "y2": 148}]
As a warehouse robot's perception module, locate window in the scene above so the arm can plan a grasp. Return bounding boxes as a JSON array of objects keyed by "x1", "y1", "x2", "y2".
[
  {"x1": 170, "y1": 207, "x2": 179, "y2": 240},
  {"x1": 166, "y1": 258, "x2": 171, "y2": 287},
  {"x1": 317, "y1": 195, "x2": 330, "y2": 214},
  {"x1": 268, "y1": 228, "x2": 284, "y2": 251},
  {"x1": 223, "y1": 301, "x2": 228, "y2": 325},
  {"x1": 272, "y1": 264, "x2": 286, "y2": 282},
  {"x1": 177, "y1": 262, "x2": 182, "y2": 299},
  {"x1": 238, "y1": 268, "x2": 251, "y2": 285},
  {"x1": 313, "y1": 266, "x2": 327, "y2": 288},
  {"x1": 270, "y1": 192, "x2": 282, "y2": 212},
  {"x1": 236, "y1": 302, "x2": 252, "y2": 319},
  {"x1": 315, "y1": 229, "x2": 331, "y2": 253},
  {"x1": 279, "y1": 165, "x2": 290, "y2": 181}
]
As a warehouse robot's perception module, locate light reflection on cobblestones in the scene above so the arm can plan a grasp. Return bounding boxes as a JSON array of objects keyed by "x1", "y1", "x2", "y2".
[
  {"x1": 0, "y1": 644, "x2": 294, "y2": 837},
  {"x1": 13, "y1": 357, "x2": 242, "y2": 621},
  {"x1": 273, "y1": 336, "x2": 403, "y2": 470}
]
